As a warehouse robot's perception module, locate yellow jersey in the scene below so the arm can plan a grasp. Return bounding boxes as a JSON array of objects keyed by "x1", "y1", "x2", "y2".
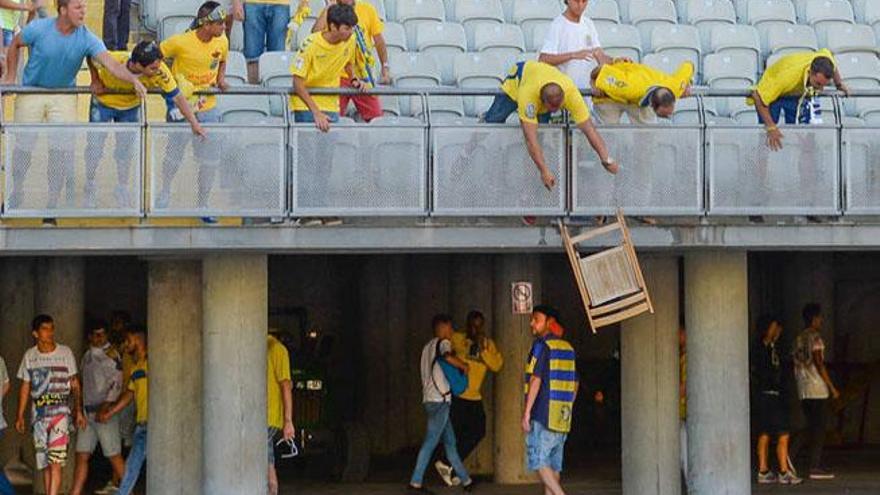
[
  {"x1": 347, "y1": 1, "x2": 384, "y2": 81},
  {"x1": 290, "y1": 32, "x2": 356, "y2": 112},
  {"x1": 160, "y1": 30, "x2": 229, "y2": 112},
  {"x1": 267, "y1": 335, "x2": 292, "y2": 429},
  {"x1": 594, "y1": 61, "x2": 693, "y2": 106},
  {"x1": 749, "y1": 49, "x2": 836, "y2": 106},
  {"x1": 246, "y1": 0, "x2": 287, "y2": 6},
  {"x1": 451, "y1": 331, "x2": 503, "y2": 402},
  {"x1": 93, "y1": 51, "x2": 179, "y2": 110},
  {"x1": 500, "y1": 61, "x2": 591, "y2": 124},
  {"x1": 128, "y1": 357, "x2": 148, "y2": 424}
]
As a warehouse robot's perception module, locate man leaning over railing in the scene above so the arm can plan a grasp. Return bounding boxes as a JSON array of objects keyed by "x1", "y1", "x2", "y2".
[
  {"x1": 1, "y1": 0, "x2": 146, "y2": 211},
  {"x1": 482, "y1": 60, "x2": 619, "y2": 191},
  {"x1": 86, "y1": 40, "x2": 206, "y2": 209}
]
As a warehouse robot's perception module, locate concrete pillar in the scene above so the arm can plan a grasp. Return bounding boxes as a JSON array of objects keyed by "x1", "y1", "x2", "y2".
[
  {"x1": 34, "y1": 257, "x2": 85, "y2": 495},
  {"x1": 620, "y1": 256, "x2": 680, "y2": 495},
  {"x1": 147, "y1": 260, "x2": 202, "y2": 495},
  {"x1": 684, "y1": 252, "x2": 750, "y2": 495},
  {"x1": 492, "y1": 254, "x2": 540, "y2": 484},
  {"x1": 450, "y1": 255, "x2": 495, "y2": 475},
  {"x1": 202, "y1": 254, "x2": 268, "y2": 495},
  {"x1": 0, "y1": 258, "x2": 36, "y2": 473}
]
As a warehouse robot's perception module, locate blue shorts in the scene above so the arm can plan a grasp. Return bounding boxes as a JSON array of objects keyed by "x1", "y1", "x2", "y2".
[
  {"x1": 293, "y1": 111, "x2": 340, "y2": 123},
  {"x1": 758, "y1": 96, "x2": 813, "y2": 125},
  {"x1": 526, "y1": 420, "x2": 567, "y2": 472},
  {"x1": 89, "y1": 98, "x2": 140, "y2": 123},
  {"x1": 483, "y1": 93, "x2": 551, "y2": 124},
  {"x1": 243, "y1": 3, "x2": 289, "y2": 61}
]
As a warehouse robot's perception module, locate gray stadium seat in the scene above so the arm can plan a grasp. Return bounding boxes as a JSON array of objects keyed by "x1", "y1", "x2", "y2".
[
  {"x1": 710, "y1": 24, "x2": 761, "y2": 72},
  {"x1": 259, "y1": 51, "x2": 295, "y2": 87},
  {"x1": 473, "y1": 23, "x2": 525, "y2": 63},
  {"x1": 804, "y1": 0, "x2": 854, "y2": 27},
  {"x1": 412, "y1": 91, "x2": 466, "y2": 120},
  {"x1": 390, "y1": 52, "x2": 443, "y2": 86},
  {"x1": 672, "y1": 96, "x2": 717, "y2": 124},
  {"x1": 596, "y1": 23, "x2": 643, "y2": 62},
  {"x1": 836, "y1": 52, "x2": 880, "y2": 87},
  {"x1": 453, "y1": 52, "x2": 507, "y2": 116},
  {"x1": 511, "y1": 0, "x2": 558, "y2": 37},
  {"x1": 764, "y1": 23, "x2": 817, "y2": 57},
  {"x1": 369, "y1": 116, "x2": 425, "y2": 125},
  {"x1": 586, "y1": 0, "x2": 621, "y2": 24},
  {"x1": 155, "y1": 0, "x2": 200, "y2": 39},
  {"x1": 686, "y1": 0, "x2": 737, "y2": 48},
  {"x1": 383, "y1": 22, "x2": 408, "y2": 53},
  {"x1": 747, "y1": 0, "x2": 797, "y2": 36},
  {"x1": 159, "y1": 15, "x2": 194, "y2": 42},
  {"x1": 868, "y1": 3, "x2": 880, "y2": 40},
  {"x1": 294, "y1": 19, "x2": 316, "y2": 50},
  {"x1": 454, "y1": 0, "x2": 505, "y2": 40},
  {"x1": 732, "y1": 0, "x2": 749, "y2": 21},
  {"x1": 304, "y1": 0, "x2": 326, "y2": 20},
  {"x1": 704, "y1": 52, "x2": 758, "y2": 87},
  {"x1": 651, "y1": 24, "x2": 702, "y2": 73},
  {"x1": 643, "y1": 51, "x2": 698, "y2": 80},
  {"x1": 825, "y1": 23, "x2": 877, "y2": 56},
  {"x1": 628, "y1": 0, "x2": 678, "y2": 45},
  {"x1": 385, "y1": 0, "x2": 399, "y2": 20},
  {"x1": 527, "y1": 20, "x2": 553, "y2": 52},
  {"x1": 852, "y1": 0, "x2": 868, "y2": 22},
  {"x1": 225, "y1": 51, "x2": 248, "y2": 86},
  {"x1": 841, "y1": 116, "x2": 866, "y2": 126},
  {"x1": 396, "y1": 0, "x2": 446, "y2": 44},
  {"x1": 415, "y1": 22, "x2": 467, "y2": 84},
  {"x1": 217, "y1": 93, "x2": 275, "y2": 124},
  {"x1": 842, "y1": 80, "x2": 880, "y2": 118},
  {"x1": 379, "y1": 95, "x2": 402, "y2": 117}
]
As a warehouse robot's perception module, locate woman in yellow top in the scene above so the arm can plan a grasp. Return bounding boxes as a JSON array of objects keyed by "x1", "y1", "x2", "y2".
[
  {"x1": 748, "y1": 49, "x2": 848, "y2": 151},
  {"x1": 433, "y1": 310, "x2": 503, "y2": 487},
  {"x1": 590, "y1": 60, "x2": 694, "y2": 124}
]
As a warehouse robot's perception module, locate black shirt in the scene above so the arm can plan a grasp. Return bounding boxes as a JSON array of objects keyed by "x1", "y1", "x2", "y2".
[{"x1": 753, "y1": 340, "x2": 782, "y2": 393}]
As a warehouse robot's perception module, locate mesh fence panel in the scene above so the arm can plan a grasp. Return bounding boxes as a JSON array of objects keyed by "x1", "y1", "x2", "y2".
[
  {"x1": 844, "y1": 128, "x2": 880, "y2": 214},
  {"x1": 148, "y1": 125, "x2": 286, "y2": 216},
  {"x1": 707, "y1": 126, "x2": 840, "y2": 215},
  {"x1": 432, "y1": 126, "x2": 566, "y2": 215},
  {"x1": 572, "y1": 127, "x2": 703, "y2": 215},
  {"x1": 3, "y1": 124, "x2": 142, "y2": 217},
  {"x1": 290, "y1": 125, "x2": 427, "y2": 216}
]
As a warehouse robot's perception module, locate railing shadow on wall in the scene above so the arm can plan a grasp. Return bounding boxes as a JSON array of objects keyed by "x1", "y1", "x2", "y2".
[{"x1": 0, "y1": 86, "x2": 877, "y2": 219}]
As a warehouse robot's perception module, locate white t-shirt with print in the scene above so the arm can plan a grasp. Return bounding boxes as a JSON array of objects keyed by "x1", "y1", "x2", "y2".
[
  {"x1": 540, "y1": 13, "x2": 602, "y2": 89},
  {"x1": 17, "y1": 344, "x2": 78, "y2": 422},
  {"x1": 420, "y1": 337, "x2": 452, "y2": 403},
  {"x1": 793, "y1": 328, "x2": 830, "y2": 400}
]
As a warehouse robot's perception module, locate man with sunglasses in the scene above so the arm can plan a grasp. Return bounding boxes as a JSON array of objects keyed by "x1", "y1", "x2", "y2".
[
  {"x1": 85, "y1": 40, "x2": 206, "y2": 209},
  {"x1": 71, "y1": 320, "x2": 125, "y2": 495},
  {"x1": 157, "y1": 0, "x2": 229, "y2": 215}
]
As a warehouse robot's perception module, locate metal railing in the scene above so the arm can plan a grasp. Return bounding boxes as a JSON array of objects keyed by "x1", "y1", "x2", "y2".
[{"x1": 0, "y1": 86, "x2": 878, "y2": 219}]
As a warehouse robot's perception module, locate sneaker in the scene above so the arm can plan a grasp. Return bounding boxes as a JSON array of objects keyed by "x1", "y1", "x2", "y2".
[
  {"x1": 809, "y1": 467, "x2": 835, "y2": 480},
  {"x1": 787, "y1": 455, "x2": 798, "y2": 478},
  {"x1": 434, "y1": 460, "x2": 455, "y2": 487},
  {"x1": 406, "y1": 484, "x2": 436, "y2": 495},
  {"x1": 462, "y1": 479, "x2": 477, "y2": 492},
  {"x1": 778, "y1": 471, "x2": 802, "y2": 485},
  {"x1": 521, "y1": 216, "x2": 537, "y2": 226},
  {"x1": 200, "y1": 216, "x2": 218, "y2": 224},
  {"x1": 94, "y1": 481, "x2": 119, "y2": 494},
  {"x1": 321, "y1": 217, "x2": 343, "y2": 226},
  {"x1": 757, "y1": 471, "x2": 778, "y2": 484}
]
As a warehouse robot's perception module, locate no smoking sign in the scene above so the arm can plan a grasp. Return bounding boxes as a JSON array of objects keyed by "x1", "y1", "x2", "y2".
[{"x1": 511, "y1": 281, "x2": 533, "y2": 315}]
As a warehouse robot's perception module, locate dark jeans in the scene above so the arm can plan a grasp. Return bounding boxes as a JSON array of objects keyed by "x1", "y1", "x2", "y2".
[
  {"x1": 438, "y1": 397, "x2": 486, "y2": 464},
  {"x1": 103, "y1": 0, "x2": 131, "y2": 50},
  {"x1": 790, "y1": 398, "x2": 828, "y2": 470}
]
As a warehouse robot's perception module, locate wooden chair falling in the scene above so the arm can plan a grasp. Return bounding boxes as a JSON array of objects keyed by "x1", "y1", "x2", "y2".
[{"x1": 558, "y1": 210, "x2": 654, "y2": 332}]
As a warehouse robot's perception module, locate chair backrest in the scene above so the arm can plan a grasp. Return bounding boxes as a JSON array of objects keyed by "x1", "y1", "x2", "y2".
[
  {"x1": 643, "y1": 51, "x2": 698, "y2": 78},
  {"x1": 395, "y1": 0, "x2": 446, "y2": 23},
  {"x1": 710, "y1": 24, "x2": 761, "y2": 57},
  {"x1": 159, "y1": 15, "x2": 194, "y2": 41},
  {"x1": 454, "y1": 0, "x2": 505, "y2": 25},
  {"x1": 651, "y1": 24, "x2": 701, "y2": 55},
  {"x1": 415, "y1": 21, "x2": 467, "y2": 51},
  {"x1": 836, "y1": 52, "x2": 880, "y2": 87},
  {"x1": 805, "y1": 0, "x2": 854, "y2": 26},
  {"x1": 526, "y1": 20, "x2": 553, "y2": 52},
  {"x1": 295, "y1": 19, "x2": 317, "y2": 50},
  {"x1": 558, "y1": 214, "x2": 655, "y2": 332},
  {"x1": 825, "y1": 23, "x2": 877, "y2": 54},
  {"x1": 383, "y1": 22, "x2": 408, "y2": 52},
  {"x1": 217, "y1": 93, "x2": 273, "y2": 124},
  {"x1": 390, "y1": 52, "x2": 443, "y2": 86},
  {"x1": 764, "y1": 23, "x2": 817, "y2": 56},
  {"x1": 587, "y1": 0, "x2": 622, "y2": 24},
  {"x1": 704, "y1": 52, "x2": 759, "y2": 86},
  {"x1": 453, "y1": 52, "x2": 508, "y2": 86},
  {"x1": 747, "y1": 0, "x2": 796, "y2": 27},
  {"x1": 224, "y1": 51, "x2": 249, "y2": 85},
  {"x1": 596, "y1": 23, "x2": 643, "y2": 59},
  {"x1": 629, "y1": 0, "x2": 678, "y2": 24},
  {"x1": 687, "y1": 0, "x2": 737, "y2": 24},
  {"x1": 474, "y1": 23, "x2": 525, "y2": 52},
  {"x1": 412, "y1": 92, "x2": 466, "y2": 119},
  {"x1": 259, "y1": 52, "x2": 296, "y2": 86}
]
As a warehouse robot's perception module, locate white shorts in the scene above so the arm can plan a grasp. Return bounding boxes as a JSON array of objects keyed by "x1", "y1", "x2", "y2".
[{"x1": 76, "y1": 413, "x2": 122, "y2": 457}]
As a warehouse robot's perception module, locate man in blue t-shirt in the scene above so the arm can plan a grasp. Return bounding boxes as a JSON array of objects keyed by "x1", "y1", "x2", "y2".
[{"x1": 1, "y1": 0, "x2": 146, "y2": 211}]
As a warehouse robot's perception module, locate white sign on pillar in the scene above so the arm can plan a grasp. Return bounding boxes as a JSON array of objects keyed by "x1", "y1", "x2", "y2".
[{"x1": 511, "y1": 281, "x2": 533, "y2": 314}]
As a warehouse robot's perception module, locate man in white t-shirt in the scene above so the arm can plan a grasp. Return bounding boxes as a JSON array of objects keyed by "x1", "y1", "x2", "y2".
[
  {"x1": 16, "y1": 314, "x2": 85, "y2": 495},
  {"x1": 791, "y1": 303, "x2": 838, "y2": 481},
  {"x1": 538, "y1": 0, "x2": 617, "y2": 95},
  {"x1": 407, "y1": 314, "x2": 473, "y2": 494}
]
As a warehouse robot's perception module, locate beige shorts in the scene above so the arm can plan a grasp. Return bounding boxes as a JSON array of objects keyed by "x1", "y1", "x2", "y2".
[
  {"x1": 14, "y1": 94, "x2": 77, "y2": 123},
  {"x1": 595, "y1": 102, "x2": 657, "y2": 125}
]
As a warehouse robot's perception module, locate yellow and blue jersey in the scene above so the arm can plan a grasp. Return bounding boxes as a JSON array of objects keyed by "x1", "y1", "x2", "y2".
[{"x1": 525, "y1": 335, "x2": 578, "y2": 433}]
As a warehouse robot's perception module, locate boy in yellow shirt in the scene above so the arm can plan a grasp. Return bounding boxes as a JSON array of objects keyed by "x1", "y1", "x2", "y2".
[
  {"x1": 749, "y1": 49, "x2": 848, "y2": 150},
  {"x1": 157, "y1": 1, "x2": 229, "y2": 216},
  {"x1": 311, "y1": 0, "x2": 391, "y2": 121},
  {"x1": 590, "y1": 60, "x2": 694, "y2": 124},
  {"x1": 484, "y1": 60, "x2": 619, "y2": 190},
  {"x1": 85, "y1": 41, "x2": 205, "y2": 208},
  {"x1": 97, "y1": 325, "x2": 147, "y2": 495},
  {"x1": 291, "y1": 3, "x2": 361, "y2": 132},
  {"x1": 267, "y1": 333, "x2": 294, "y2": 495}
]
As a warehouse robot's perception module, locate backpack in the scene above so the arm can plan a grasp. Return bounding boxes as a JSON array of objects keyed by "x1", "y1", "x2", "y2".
[{"x1": 432, "y1": 339, "x2": 468, "y2": 397}]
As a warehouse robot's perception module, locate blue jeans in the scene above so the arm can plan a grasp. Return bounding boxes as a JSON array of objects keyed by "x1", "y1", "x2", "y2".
[
  {"x1": 526, "y1": 420, "x2": 567, "y2": 472},
  {"x1": 86, "y1": 98, "x2": 140, "y2": 188},
  {"x1": 293, "y1": 111, "x2": 340, "y2": 123},
  {"x1": 158, "y1": 108, "x2": 222, "y2": 208},
  {"x1": 1, "y1": 29, "x2": 13, "y2": 46},
  {"x1": 0, "y1": 431, "x2": 14, "y2": 495},
  {"x1": 410, "y1": 402, "x2": 470, "y2": 486},
  {"x1": 758, "y1": 96, "x2": 813, "y2": 125},
  {"x1": 483, "y1": 93, "x2": 551, "y2": 124},
  {"x1": 117, "y1": 424, "x2": 146, "y2": 495},
  {"x1": 243, "y1": 3, "x2": 289, "y2": 61}
]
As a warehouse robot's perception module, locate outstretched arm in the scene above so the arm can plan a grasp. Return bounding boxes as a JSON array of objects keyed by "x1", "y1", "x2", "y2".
[
  {"x1": 521, "y1": 121, "x2": 556, "y2": 190},
  {"x1": 576, "y1": 118, "x2": 618, "y2": 174}
]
